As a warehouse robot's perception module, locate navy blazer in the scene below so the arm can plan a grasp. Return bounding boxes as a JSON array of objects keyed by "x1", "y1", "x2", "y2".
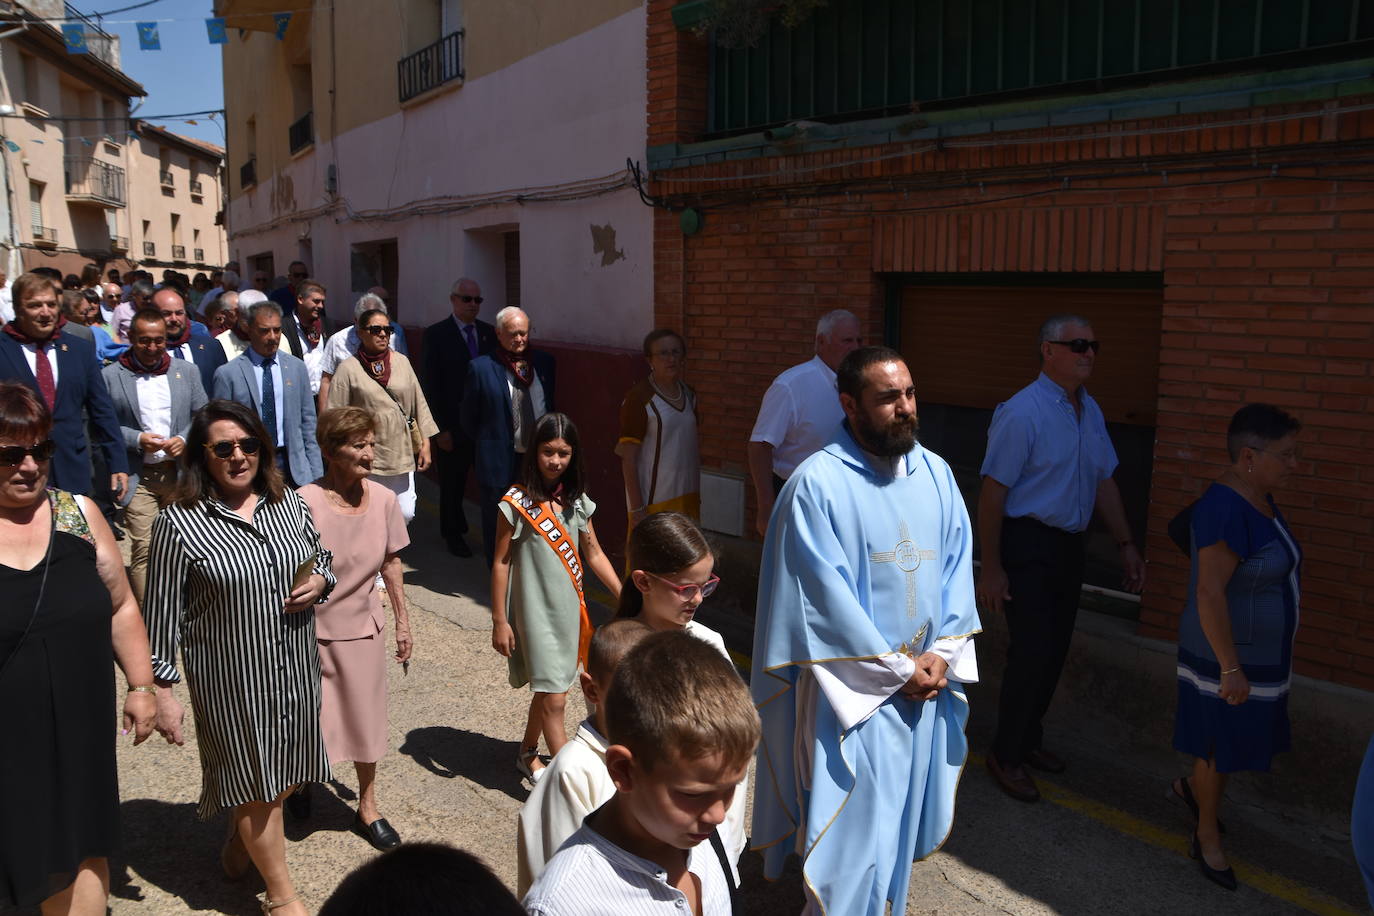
[
  {"x1": 212, "y1": 349, "x2": 323, "y2": 486},
  {"x1": 421, "y1": 316, "x2": 498, "y2": 436},
  {"x1": 458, "y1": 350, "x2": 556, "y2": 490},
  {"x1": 167, "y1": 330, "x2": 227, "y2": 393},
  {"x1": 0, "y1": 329, "x2": 127, "y2": 492}
]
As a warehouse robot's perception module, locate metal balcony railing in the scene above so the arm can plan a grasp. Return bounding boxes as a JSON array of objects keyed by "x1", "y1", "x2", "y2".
[
  {"x1": 397, "y1": 30, "x2": 463, "y2": 103},
  {"x1": 64, "y1": 155, "x2": 126, "y2": 206},
  {"x1": 143, "y1": 241, "x2": 156, "y2": 257},
  {"x1": 288, "y1": 110, "x2": 314, "y2": 154},
  {"x1": 159, "y1": 169, "x2": 174, "y2": 187},
  {"x1": 110, "y1": 235, "x2": 129, "y2": 252},
  {"x1": 193, "y1": 247, "x2": 204, "y2": 262},
  {"x1": 189, "y1": 179, "x2": 204, "y2": 196},
  {"x1": 31, "y1": 224, "x2": 55, "y2": 244},
  {"x1": 240, "y1": 158, "x2": 256, "y2": 190},
  {"x1": 172, "y1": 244, "x2": 186, "y2": 260}
]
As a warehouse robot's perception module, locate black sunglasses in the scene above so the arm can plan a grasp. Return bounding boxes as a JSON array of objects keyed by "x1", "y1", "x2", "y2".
[
  {"x1": 0, "y1": 440, "x2": 55, "y2": 466},
  {"x1": 362, "y1": 324, "x2": 390, "y2": 335},
  {"x1": 458, "y1": 295, "x2": 483, "y2": 304},
  {"x1": 204, "y1": 437, "x2": 262, "y2": 459},
  {"x1": 1048, "y1": 338, "x2": 1100, "y2": 354}
]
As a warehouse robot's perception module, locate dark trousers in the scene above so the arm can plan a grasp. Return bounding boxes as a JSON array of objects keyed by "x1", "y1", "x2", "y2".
[
  {"x1": 479, "y1": 450, "x2": 522, "y2": 568},
  {"x1": 991, "y1": 516, "x2": 1086, "y2": 767},
  {"x1": 434, "y1": 437, "x2": 476, "y2": 542},
  {"x1": 771, "y1": 472, "x2": 786, "y2": 496}
]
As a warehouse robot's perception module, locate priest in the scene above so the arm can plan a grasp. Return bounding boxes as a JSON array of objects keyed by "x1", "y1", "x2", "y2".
[{"x1": 751, "y1": 345, "x2": 981, "y2": 916}]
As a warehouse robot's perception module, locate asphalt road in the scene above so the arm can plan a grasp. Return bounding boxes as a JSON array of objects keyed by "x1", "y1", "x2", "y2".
[{"x1": 6, "y1": 479, "x2": 1365, "y2": 915}]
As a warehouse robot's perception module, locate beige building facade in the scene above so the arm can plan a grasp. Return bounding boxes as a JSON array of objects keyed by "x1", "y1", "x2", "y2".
[{"x1": 127, "y1": 121, "x2": 227, "y2": 274}]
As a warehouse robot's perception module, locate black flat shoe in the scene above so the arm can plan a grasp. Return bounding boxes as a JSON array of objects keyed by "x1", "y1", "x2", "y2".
[
  {"x1": 447, "y1": 538, "x2": 473, "y2": 558},
  {"x1": 1190, "y1": 831, "x2": 1237, "y2": 891},
  {"x1": 285, "y1": 784, "x2": 311, "y2": 819},
  {"x1": 1172, "y1": 777, "x2": 1226, "y2": 833},
  {"x1": 353, "y1": 813, "x2": 401, "y2": 851}
]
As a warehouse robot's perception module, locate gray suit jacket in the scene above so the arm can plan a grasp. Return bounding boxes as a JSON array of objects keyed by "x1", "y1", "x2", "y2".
[
  {"x1": 101, "y1": 357, "x2": 208, "y2": 494},
  {"x1": 212, "y1": 349, "x2": 323, "y2": 486}
]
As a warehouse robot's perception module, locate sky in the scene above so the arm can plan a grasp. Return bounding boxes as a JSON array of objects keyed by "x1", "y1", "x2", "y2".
[{"x1": 72, "y1": 0, "x2": 226, "y2": 148}]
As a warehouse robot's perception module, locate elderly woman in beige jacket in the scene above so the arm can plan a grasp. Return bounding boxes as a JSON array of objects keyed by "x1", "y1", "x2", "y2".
[{"x1": 325, "y1": 307, "x2": 437, "y2": 521}]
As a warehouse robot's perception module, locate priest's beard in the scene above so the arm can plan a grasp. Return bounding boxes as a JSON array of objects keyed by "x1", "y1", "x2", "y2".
[{"x1": 853, "y1": 410, "x2": 918, "y2": 457}]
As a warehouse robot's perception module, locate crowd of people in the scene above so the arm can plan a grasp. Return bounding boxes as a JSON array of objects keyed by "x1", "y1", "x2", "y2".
[{"x1": 0, "y1": 260, "x2": 1369, "y2": 916}]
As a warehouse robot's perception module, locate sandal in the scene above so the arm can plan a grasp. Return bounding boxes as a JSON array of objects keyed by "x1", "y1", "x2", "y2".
[
  {"x1": 516, "y1": 745, "x2": 546, "y2": 783},
  {"x1": 259, "y1": 892, "x2": 299, "y2": 913},
  {"x1": 1172, "y1": 777, "x2": 1226, "y2": 834}
]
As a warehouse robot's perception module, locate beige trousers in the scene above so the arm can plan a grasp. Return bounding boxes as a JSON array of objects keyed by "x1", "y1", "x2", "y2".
[{"x1": 125, "y1": 461, "x2": 177, "y2": 605}]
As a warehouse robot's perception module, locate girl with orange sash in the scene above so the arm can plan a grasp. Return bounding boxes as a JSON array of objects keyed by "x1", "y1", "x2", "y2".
[{"x1": 490, "y1": 413, "x2": 621, "y2": 783}]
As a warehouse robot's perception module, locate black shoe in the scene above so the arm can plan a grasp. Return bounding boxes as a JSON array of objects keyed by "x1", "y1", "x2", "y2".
[
  {"x1": 447, "y1": 538, "x2": 473, "y2": 558},
  {"x1": 111, "y1": 524, "x2": 126, "y2": 541},
  {"x1": 1172, "y1": 777, "x2": 1226, "y2": 834},
  {"x1": 285, "y1": 784, "x2": 311, "y2": 819},
  {"x1": 353, "y1": 813, "x2": 401, "y2": 851},
  {"x1": 1190, "y1": 832, "x2": 1237, "y2": 891}
]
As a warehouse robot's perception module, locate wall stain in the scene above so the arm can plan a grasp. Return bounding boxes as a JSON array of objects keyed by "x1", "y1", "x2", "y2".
[
  {"x1": 590, "y1": 223, "x2": 625, "y2": 266},
  {"x1": 271, "y1": 174, "x2": 297, "y2": 217}
]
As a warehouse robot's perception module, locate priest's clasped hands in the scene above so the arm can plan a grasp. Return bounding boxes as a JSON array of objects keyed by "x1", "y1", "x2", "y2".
[{"x1": 899, "y1": 652, "x2": 949, "y2": 701}]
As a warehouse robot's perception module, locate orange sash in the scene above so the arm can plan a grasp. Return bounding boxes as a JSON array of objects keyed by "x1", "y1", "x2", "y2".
[{"x1": 502, "y1": 486, "x2": 593, "y2": 669}]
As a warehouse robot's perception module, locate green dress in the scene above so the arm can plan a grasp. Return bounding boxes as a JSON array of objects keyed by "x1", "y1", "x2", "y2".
[{"x1": 500, "y1": 493, "x2": 595, "y2": 693}]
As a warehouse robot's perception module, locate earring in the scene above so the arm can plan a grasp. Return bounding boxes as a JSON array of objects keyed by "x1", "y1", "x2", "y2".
[{"x1": 1247, "y1": 465, "x2": 1253, "y2": 474}]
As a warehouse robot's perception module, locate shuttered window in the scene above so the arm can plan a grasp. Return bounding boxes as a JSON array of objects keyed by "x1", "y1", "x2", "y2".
[{"x1": 28, "y1": 181, "x2": 43, "y2": 234}]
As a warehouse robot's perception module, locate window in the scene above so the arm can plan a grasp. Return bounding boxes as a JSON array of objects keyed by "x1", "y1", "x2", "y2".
[
  {"x1": 28, "y1": 181, "x2": 43, "y2": 234},
  {"x1": 101, "y1": 97, "x2": 116, "y2": 139},
  {"x1": 20, "y1": 54, "x2": 40, "y2": 108}
]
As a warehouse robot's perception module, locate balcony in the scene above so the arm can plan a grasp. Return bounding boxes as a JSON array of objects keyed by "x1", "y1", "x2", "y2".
[
  {"x1": 172, "y1": 245, "x2": 186, "y2": 261},
  {"x1": 110, "y1": 235, "x2": 129, "y2": 253},
  {"x1": 159, "y1": 169, "x2": 174, "y2": 187},
  {"x1": 288, "y1": 110, "x2": 314, "y2": 155},
  {"x1": 142, "y1": 241, "x2": 156, "y2": 257},
  {"x1": 240, "y1": 157, "x2": 257, "y2": 190},
  {"x1": 64, "y1": 156, "x2": 126, "y2": 207},
  {"x1": 31, "y1": 225, "x2": 56, "y2": 247},
  {"x1": 193, "y1": 247, "x2": 205, "y2": 262},
  {"x1": 398, "y1": 30, "x2": 463, "y2": 103},
  {"x1": 189, "y1": 179, "x2": 204, "y2": 196}
]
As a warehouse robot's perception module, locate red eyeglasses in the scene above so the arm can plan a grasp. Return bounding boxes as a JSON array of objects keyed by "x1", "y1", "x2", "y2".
[{"x1": 645, "y1": 571, "x2": 720, "y2": 602}]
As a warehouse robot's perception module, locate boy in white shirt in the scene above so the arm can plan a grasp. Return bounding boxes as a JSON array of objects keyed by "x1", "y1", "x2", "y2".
[
  {"x1": 517, "y1": 618, "x2": 651, "y2": 894},
  {"x1": 523, "y1": 630, "x2": 760, "y2": 916}
]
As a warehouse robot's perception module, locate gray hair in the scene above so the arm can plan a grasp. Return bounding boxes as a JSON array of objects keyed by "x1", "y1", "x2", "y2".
[
  {"x1": 130, "y1": 279, "x2": 155, "y2": 299},
  {"x1": 221, "y1": 270, "x2": 241, "y2": 290},
  {"x1": 353, "y1": 292, "x2": 386, "y2": 318},
  {"x1": 494, "y1": 306, "x2": 527, "y2": 332},
  {"x1": 1038, "y1": 314, "x2": 1092, "y2": 345},
  {"x1": 246, "y1": 299, "x2": 282, "y2": 324},
  {"x1": 237, "y1": 289, "x2": 268, "y2": 310},
  {"x1": 815, "y1": 309, "x2": 858, "y2": 340},
  {"x1": 450, "y1": 277, "x2": 478, "y2": 296}
]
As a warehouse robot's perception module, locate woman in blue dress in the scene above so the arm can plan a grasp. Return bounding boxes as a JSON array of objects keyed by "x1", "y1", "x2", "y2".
[{"x1": 1172, "y1": 403, "x2": 1302, "y2": 892}]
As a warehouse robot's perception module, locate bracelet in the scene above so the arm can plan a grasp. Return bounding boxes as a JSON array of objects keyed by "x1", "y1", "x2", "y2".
[
  {"x1": 127, "y1": 684, "x2": 157, "y2": 695},
  {"x1": 1220, "y1": 666, "x2": 1241, "y2": 675}
]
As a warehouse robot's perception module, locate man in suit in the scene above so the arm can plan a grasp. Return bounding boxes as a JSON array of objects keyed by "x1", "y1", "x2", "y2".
[
  {"x1": 153, "y1": 286, "x2": 225, "y2": 394},
  {"x1": 103, "y1": 308, "x2": 207, "y2": 601},
  {"x1": 0, "y1": 272, "x2": 127, "y2": 497},
  {"x1": 459, "y1": 305, "x2": 555, "y2": 566},
  {"x1": 212, "y1": 298, "x2": 323, "y2": 487},
  {"x1": 278, "y1": 278, "x2": 336, "y2": 396},
  {"x1": 422, "y1": 278, "x2": 498, "y2": 557}
]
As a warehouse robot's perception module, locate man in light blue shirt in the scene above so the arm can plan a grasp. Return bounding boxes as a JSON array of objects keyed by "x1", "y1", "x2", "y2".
[{"x1": 976, "y1": 314, "x2": 1145, "y2": 804}]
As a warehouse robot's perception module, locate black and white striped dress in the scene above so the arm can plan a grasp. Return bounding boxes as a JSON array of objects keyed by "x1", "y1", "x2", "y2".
[{"x1": 145, "y1": 489, "x2": 336, "y2": 819}]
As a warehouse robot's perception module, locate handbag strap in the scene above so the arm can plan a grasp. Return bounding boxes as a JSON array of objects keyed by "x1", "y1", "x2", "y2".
[{"x1": 0, "y1": 495, "x2": 57, "y2": 682}]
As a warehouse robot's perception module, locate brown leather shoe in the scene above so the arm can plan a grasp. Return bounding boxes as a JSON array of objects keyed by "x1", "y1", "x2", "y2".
[
  {"x1": 1025, "y1": 748, "x2": 1066, "y2": 774},
  {"x1": 987, "y1": 754, "x2": 1040, "y2": 803}
]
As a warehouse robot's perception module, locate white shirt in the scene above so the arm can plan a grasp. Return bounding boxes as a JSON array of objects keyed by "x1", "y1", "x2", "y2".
[
  {"x1": 523, "y1": 823, "x2": 733, "y2": 916},
  {"x1": 517, "y1": 720, "x2": 614, "y2": 896},
  {"x1": 134, "y1": 372, "x2": 172, "y2": 463},
  {"x1": 508, "y1": 368, "x2": 547, "y2": 454},
  {"x1": 167, "y1": 340, "x2": 196, "y2": 364},
  {"x1": 295, "y1": 333, "x2": 326, "y2": 395},
  {"x1": 749, "y1": 355, "x2": 844, "y2": 479},
  {"x1": 18, "y1": 338, "x2": 60, "y2": 390},
  {"x1": 0, "y1": 287, "x2": 14, "y2": 324}
]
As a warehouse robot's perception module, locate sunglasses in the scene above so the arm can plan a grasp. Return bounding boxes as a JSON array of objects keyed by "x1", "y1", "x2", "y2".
[
  {"x1": 458, "y1": 295, "x2": 483, "y2": 304},
  {"x1": 362, "y1": 324, "x2": 390, "y2": 335},
  {"x1": 645, "y1": 570, "x2": 721, "y2": 602},
  {"x1": 1048, "y1": 338, "x2": 1100, "y2": 354},
  {"x1": 0, "y1": 440, "x2": 55, "y2": 466},
  {"x1": 203, "y1": 437, "x2": 262, "y2": 459}
]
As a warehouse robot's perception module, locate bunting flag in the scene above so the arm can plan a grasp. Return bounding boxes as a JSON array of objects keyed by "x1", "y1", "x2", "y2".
[
  {"x1": 273, "y1": 12, "x2": 292, "y2": 39},
  {"x1": 4, "y1": 141, "x2": 18, "y2": 152},
  {"x1": 205, "y1": 17, "x2": 227, "y2": 44},
  {"x1": 137, "y1": 22, "x2": 161, "y2": 50},
  {"x1": 60, "y1": 23, "x2": 87, "y2": 53}
]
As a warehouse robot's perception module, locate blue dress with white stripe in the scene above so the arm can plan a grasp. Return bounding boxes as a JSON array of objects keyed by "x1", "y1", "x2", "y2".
[{"x1": 1173, "y1": 483, "x2": 1301, "y2": 773}]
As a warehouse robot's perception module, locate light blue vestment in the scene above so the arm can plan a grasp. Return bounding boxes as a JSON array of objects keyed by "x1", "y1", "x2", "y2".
[{"x1": 751, "y1": 427, "x2": 980, "y2": 916}]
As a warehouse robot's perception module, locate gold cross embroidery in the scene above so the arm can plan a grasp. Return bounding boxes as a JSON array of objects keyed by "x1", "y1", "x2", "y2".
[{"x1": 869, "y1": 521, "x2": 937, "y2": 619}]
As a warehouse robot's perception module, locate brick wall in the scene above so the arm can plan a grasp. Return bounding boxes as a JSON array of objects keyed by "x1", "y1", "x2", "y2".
[{"x1": 646, "y1": 6, "x2": 1374, "y2": 690}]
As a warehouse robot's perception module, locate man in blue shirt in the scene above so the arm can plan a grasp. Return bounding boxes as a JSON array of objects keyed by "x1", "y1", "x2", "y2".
[{"x1": 976, "y1": 314, "x2": 1145, "y2": 803}]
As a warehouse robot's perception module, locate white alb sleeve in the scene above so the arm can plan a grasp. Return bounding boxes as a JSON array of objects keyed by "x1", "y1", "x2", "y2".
[
  {"x1": 928, "y1": 634, "x2": 978, "y2": 684},
  {"x1": 807, "y1": 653, "x2": 917, "y2": 733}
]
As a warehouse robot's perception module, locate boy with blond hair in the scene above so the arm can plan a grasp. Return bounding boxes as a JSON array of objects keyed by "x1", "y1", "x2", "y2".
[
  {"x1": 517, "y1": 619, "x2": 652, "y2": 894},
  {"x1": 523, "y1": 629, "x2": 759, "y2": 916}
]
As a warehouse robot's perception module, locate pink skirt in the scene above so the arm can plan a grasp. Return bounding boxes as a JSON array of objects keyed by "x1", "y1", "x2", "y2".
[{"x1": 317, "y1": 632, "x2": 388, "y2": 764}]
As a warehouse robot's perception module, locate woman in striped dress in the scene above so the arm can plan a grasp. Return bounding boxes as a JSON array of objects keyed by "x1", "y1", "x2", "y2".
[{"x1": 146, "y1": 399, "x2": 334, "y2": 916}]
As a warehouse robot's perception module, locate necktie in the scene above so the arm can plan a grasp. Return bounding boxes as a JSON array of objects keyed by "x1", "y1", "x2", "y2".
[
  {"x1": 33, "y1": 344, "x2": 55, "y2": 410},
  {"x1": 260, "y1": 357, "x2": 278, "y2": 446},
  {"x1": 463, "y1": 324, "x2": 478, "y2": 357}
]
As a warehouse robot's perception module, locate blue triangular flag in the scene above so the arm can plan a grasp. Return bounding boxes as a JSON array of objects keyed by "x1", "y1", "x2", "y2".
[
  {"x1": 205, "y1": 17, "x2": 227, "y2": 44},
  {"x1": 81, "y1": 137, "x2": 93, "y2": 146},
  {"x1": 4, "y1": 140, "x2": 19, "y2": 152},
  {"x1": 137, "y1": 22, "x2": 160, "y2": 50},
  {"x1": 60, "y1": 23, "x2": 88, "y2": 53},
  {"x1": 273, "y1": 12, "x2": 292, "y2": 40}
]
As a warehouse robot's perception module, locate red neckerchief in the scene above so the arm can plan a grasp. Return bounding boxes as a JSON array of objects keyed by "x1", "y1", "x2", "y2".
[
  {"x1": 298, "y1": 313, "x2": 322, "y2": 346},
  {"x1": 118, "y1": 349, "x2": 172, "y2": 377},
  {"x1": 2, "y1": 316, "x2": 65, "y2": 346},
  {"x1": 496, "y1": 347, "x2": 533, "y2": 387},
  {"x1": 356, "y1": 345, "x2": 392, "y2": 387},
  {"x1": 166, "y1": 321, "x2": 191, "y2": 348}
]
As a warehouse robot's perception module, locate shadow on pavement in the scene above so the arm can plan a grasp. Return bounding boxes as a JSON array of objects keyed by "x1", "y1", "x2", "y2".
[
  {"x1": 738, "y1": 849, "x2": 808, "y2": 914},
  {"x1": 283, "y1": 782, "x2": 360, "y2": 843},
  {"x1": 399, "y1": 726, "x2": 528, "y2": 802},
  {"x1": 112, "y1": 799, "x2": 261, "y2": 916}
]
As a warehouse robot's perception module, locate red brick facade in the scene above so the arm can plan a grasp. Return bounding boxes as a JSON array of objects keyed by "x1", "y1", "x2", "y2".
[{"x1": 646, "y1": 1, "x2": 1374, "y2": 690}]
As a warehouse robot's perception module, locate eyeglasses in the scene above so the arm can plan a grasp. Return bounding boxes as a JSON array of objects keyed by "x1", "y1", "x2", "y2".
[
  {"x1": 0, "y1": 440, "x2": 55, "y2": 466},
  {"x1": 203, "y1": 437, "x2": 262, "y2": 459},
  {"x1": 458, "y1": 295, "x2": 483, "y2": 304},
  {"x1": 645, "y1": 570, "x2": 720, "y2": 602},
  {"x1": 362, "y1": 324, "x2": 390, "y2": 335},
  {"x1": 1048, "y1": 338, "x2": 1101, "y2": 354}
]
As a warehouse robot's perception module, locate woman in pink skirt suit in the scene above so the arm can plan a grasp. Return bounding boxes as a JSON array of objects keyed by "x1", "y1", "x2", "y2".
[{"x1": 298, "y1": 406, "x2": 413, "y2": 850}]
